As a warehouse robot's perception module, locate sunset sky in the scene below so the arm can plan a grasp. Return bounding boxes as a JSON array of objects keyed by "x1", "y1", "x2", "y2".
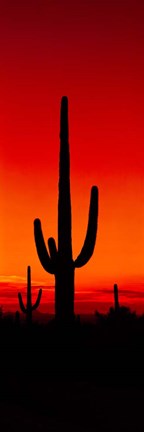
[{"x1": 0, "y1": 0, "x2": 144, "y2": 313}]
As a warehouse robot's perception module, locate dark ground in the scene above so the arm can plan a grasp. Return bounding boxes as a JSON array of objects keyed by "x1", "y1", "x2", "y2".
[{"x1": 0, "y1": 312, "x2": 144, "y2": 431}]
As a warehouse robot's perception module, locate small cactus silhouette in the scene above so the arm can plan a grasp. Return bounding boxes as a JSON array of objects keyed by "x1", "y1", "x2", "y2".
[
  {"x1": 18, "y1": 266, "x2": 42, "y2": 325},
  {"x1": 114, "y1": 283, "x2": 120, "y2": 312},
  {"x1": 34, "y1": 97, "x2": 98, "y2": 320}
]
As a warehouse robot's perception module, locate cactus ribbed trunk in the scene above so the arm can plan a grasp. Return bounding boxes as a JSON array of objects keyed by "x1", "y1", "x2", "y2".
[{"x1": 57, "y1": 97, "x2": 74, "y2": 319}]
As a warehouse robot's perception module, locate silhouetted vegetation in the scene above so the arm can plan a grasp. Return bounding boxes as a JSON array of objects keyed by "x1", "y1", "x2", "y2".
[
  {"x1": 34, "y1": 97, "x2": 98, "y2": 321},
  {"x1": 1, "y1": 97, "x2": 144, "y2": 430},
  {"x1": 95, "y1": 284, "x2": 137, "y2": 346},
  {"x1": 114, "y1": 283, "x2": 119, "y2": 311},
  {"x1": 0, "y1": 300, "x2": 144, "y2": 431},
  {"x1": 18, "y1": 266, "x2": 42, "y2": 326},
  {"x1": 0, "y1": 308, "x2": 144, "y2": 382}
]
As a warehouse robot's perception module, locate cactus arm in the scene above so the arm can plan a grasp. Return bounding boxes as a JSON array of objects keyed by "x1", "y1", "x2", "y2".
[
  {"x1": 48, "y1": 237, "x2": 58, "y2": 262},
  {"x1": 34, "y1": 219, "x2": 55, "y2": 274},
  {"x1": 74, "y1": 186, "x2": 98, "y2": 268},
  {"x1": 18, "y1": 293, "x2": 27, "y2": 313},
  {"x1": 32, "y1": 288, "x2": 42, "y2": 311}
]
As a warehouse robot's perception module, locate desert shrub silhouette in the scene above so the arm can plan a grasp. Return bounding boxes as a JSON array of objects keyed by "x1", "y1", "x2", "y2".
[
  {"x1": 18, "y1": 266, "x2": 42, "y2": 326},
  {"x1": 34, "y1": 96, "x2": 98, "y2": 321}
]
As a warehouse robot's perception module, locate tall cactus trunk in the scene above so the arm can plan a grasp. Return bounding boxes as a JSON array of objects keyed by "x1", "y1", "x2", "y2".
[
  {"x1": 55, "y1": 267, "x2": 74, "y2": 320},
  {"x1": 57, "y1": 97, "x2": 74, "y2": 320},
  {"x1": 27, "y1": 266, "x2": 32, "y2": 325}
]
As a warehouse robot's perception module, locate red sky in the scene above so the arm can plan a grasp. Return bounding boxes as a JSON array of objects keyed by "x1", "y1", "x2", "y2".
[{"x1": 0, "y1": 0, "x2": 144, "y2": 314}]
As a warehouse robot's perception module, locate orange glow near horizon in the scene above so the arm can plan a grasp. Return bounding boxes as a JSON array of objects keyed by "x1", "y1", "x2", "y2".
[{"x1": 0, "y1": 1, "x2": 144, "y2": 314}]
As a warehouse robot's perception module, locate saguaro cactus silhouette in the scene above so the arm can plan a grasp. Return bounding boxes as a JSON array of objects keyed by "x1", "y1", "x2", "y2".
[
  {"x1": 34, "y1": 96, "x2": 98, "y2": 320},
  {"x1": 18, "y1": 266, "x2": 42, "y2": 325},
  {"x1": 114, "y1": 283, "x2": 120, "y2": 312}
]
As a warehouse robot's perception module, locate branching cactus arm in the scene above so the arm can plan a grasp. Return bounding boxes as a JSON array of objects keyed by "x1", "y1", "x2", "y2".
[
  {"x1": 34, "y1": 219, "x2": 55, "y2": 274},
  {"x1": 18, "y1": 293, "x2": 26, "y2": 313},
  {"x1": 48, "y1": 237, "x2": 58, "y2": 265},
  {"x1": 32, "y1": 288, "x2": 42, "y2": 311},
  {"x1": 74, "y1": 186, "x2": 98, "y2": 268}
]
